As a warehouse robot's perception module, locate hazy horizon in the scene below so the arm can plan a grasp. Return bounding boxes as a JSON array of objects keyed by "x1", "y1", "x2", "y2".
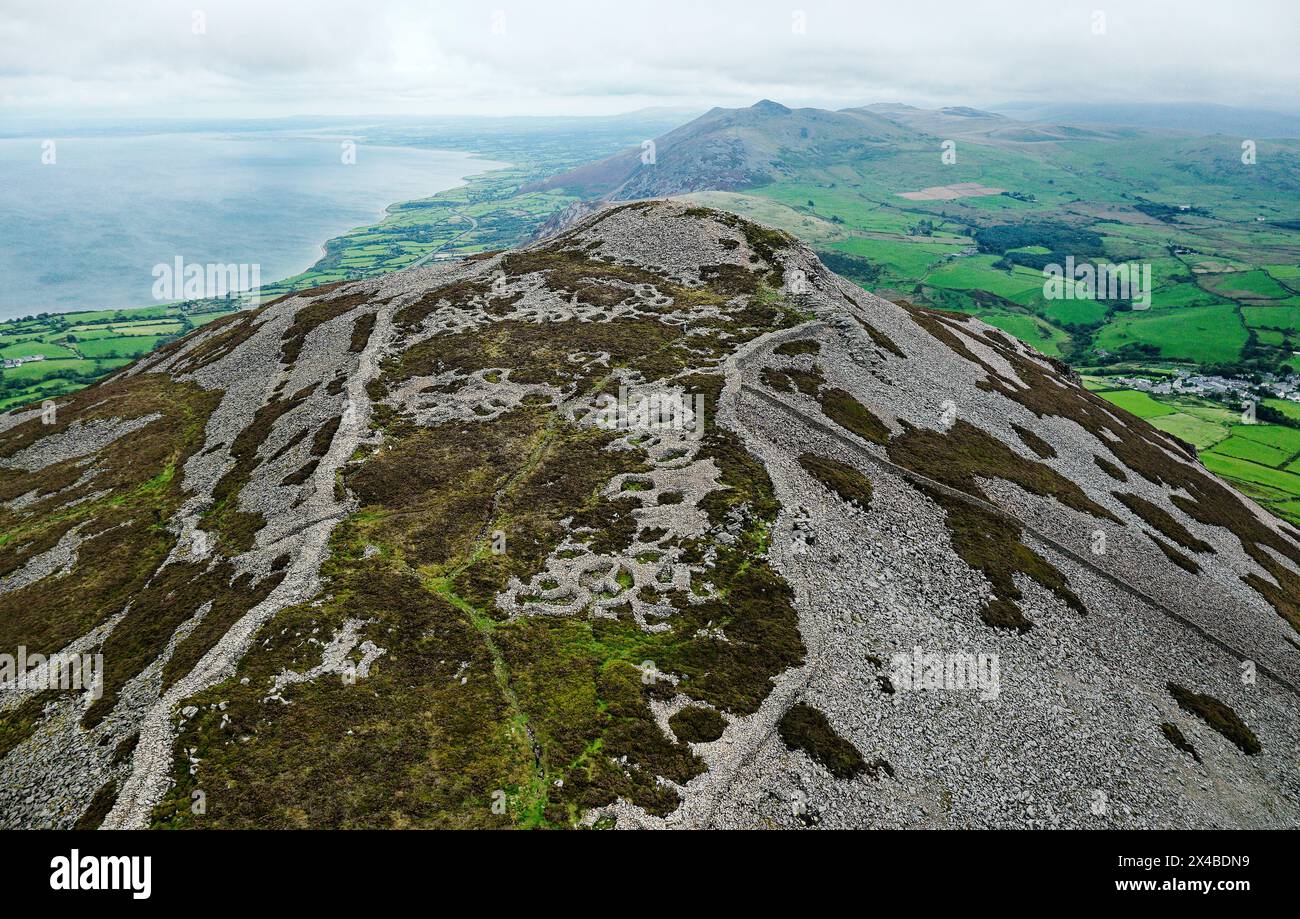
[{"x1": 8, "y1": 100, "x2": 1300, "y2": 146}]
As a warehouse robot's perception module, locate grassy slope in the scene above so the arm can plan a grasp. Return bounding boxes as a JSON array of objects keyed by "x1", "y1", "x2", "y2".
[
  {"x1": 1094, "y1": 387, "x2": 1300, "y2": 526},
  {"x1": 734, "y1": 131, "x2": 1300, "y2": 375}
]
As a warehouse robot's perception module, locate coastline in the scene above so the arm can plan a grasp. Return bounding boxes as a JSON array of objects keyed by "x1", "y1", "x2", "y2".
[
  {"x1": 296, "y1": 144, "x2": 512, "y2": 277},
  {"x1": 0, "y1": 140, "x2": 519, "y2": 413},
  {"x1": 0, "y1": 133, "x2": 509, "y2": 322}
]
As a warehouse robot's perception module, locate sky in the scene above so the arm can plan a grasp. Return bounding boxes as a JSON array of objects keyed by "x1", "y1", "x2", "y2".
[{"x1": 2, "y1": 0, "x2": 1297, "y2": 120}]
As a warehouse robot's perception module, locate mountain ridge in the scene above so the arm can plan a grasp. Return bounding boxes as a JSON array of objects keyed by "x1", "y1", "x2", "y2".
[
  {"x1": 529, "y1": 99, "x2": 1143, "y2": 206},
  {"x1": 528, "y1": 99, "x2": 926, "y2": 202},
  {"x1": 2, "y1": 201, "x2": 1299, "y2": 829}
]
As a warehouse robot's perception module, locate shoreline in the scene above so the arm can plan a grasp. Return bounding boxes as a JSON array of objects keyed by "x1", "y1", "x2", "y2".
[
  {"x1": 297, "y1": 142, "x2": 511, "y2": 274},
  {"x1": 0, "y1": 136, "x2": 509, "y2": 324},
  {"x1": 0, "y1": 135, "x2": 526, "y2": 413}
]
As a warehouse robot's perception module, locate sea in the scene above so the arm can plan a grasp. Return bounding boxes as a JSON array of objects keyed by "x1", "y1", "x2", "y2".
[{"x1": 0, "y1": 129, "x2": 505, "y2": 320}]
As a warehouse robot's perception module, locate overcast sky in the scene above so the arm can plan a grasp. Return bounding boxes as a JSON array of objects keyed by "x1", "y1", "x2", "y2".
[{"x1": 2, "y1": 0, "x2": 1297, "y2": 119}]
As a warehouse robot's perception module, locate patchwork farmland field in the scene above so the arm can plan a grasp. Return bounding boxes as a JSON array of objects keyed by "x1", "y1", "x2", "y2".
[
  {"x1": 1092, "y1": 385, "x2": 1300, "y2": 526},
  {"x1": 681, "y1": 120, "x2": 1300, "y2": 382},
  {"x1": 0, "y1": 302, "x2": 238, "y2": 411}
]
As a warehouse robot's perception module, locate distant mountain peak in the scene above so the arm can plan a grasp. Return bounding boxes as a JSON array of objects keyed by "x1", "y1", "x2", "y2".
[{"x1": 530, "y1": 99, "x2": 922, "y2": 202}]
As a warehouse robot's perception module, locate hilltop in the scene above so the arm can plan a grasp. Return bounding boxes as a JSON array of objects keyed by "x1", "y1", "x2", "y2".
[
  {"x1": 2, "y1": 202, "x2": 1299, "y2": 829},
  {"x1": 529, "y1": 100, "x2": 923, "y2": 200},
  {"x1": 537, "y1": 100, "x2": 1300, "y2": 529}
]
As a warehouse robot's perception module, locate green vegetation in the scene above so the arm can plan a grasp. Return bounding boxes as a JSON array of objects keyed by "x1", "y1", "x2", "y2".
[
  {"x1": 669, "y1": 705, "x2": 727, "y2": 743},
  {"x1": 1011, "y1": 423, "x2": 1056, "y2": 459},
  {"x1": 1093, "y1": 386, "x2": 1300, "y2": 527},
  {"x1": 0, "y1": 371, "x2": 233, "y2": 775},
  {"x1": 12, "y1": 111, "x2": 1300, "y2": 437},
  {"x1": 0, "y1": 692, "x2": 58, "y2": 760},
  {"x1": 1112, "y1": 492, "x2": 1213, "y2": 554},
  {"x1": 773, "y1": 339, "x2": 820, "y2": 357},
  {"x1": 817, "y1": 388, "x2": 892, "y2": 445},
  {"x1": 797, "y1": 453, "x2": 873, "y2": 509},
  {"x1": 1168, "y1": 682, "x2": 1260, "y2": 756},
  {"x1": 1098, "y1": 389, "x2": 1176, "y2": 419},
  {"x1": 1094, "y1": 304, "x2": 1248, "y2": 365},
  {"x1": 16, "y1": 115, "x2": 1300, "y2": 462},
  {"x1": 777, "y1": 702, "x2": 878, "y2": 780},
  {"x1": 0, "y1": 301, "x2": 237, "y2": 412},
  {"x1": 73, "y1": 780, "x2": 121, "y2": 830}
]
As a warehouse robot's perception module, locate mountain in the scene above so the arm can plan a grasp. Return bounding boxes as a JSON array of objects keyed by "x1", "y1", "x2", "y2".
[
  {"x1": 3, "y1": 202, "x2": 1300, "y2": 829},
  {"x1": 992, "y1": 102, "x2": 1300, "y2": 139},
  {"x1": 530, "y1": 99, "x2": 924, "y2": 200},
  {"x1": 530, "y1": 100, "x2": 1143, "y2": 207},
  {"x1": 852, "y1": 102, "x2": 1136, "y2": 142}
]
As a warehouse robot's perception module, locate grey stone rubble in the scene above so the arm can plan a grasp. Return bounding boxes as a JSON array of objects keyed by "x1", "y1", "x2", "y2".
[
  {"x1": 98, "y1": 290, "x2": 406, "y2": 829},
  {"x1": 0, "y1": 414, "x2": 160, "y2": 473}
]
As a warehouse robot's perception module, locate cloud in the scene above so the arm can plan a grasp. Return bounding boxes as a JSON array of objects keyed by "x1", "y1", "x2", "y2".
[{"x1": 2, "y1": 0, "x2": 1297, "y2": 117}]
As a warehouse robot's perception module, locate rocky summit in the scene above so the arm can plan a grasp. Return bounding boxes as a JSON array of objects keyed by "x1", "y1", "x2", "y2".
[{"x1": 2, "y1": 201, "x2": 1299, "y2": 830}]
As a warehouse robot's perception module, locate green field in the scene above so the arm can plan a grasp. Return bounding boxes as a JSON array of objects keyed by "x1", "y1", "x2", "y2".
[
  {"x1": 1264, "y1": 398, "x2": 1300, "y2": 422},
  {"x1": 74, "y1": 335, "x2": 172, "y2": 358},
  {"x1": 980, "y1": 313, "x2": 1071, "y2": 358},
  {"x1": 1212, "y1": 434, "x2": 1295, "y2": 466},
  {"x1": 679, "y1": 125, "x2": 1300, "y2": 381},
  {"x1": 1201, "y1": 452, "x2": 1300, "y2": 508},
  {"x1": 1096, "y1": 387, "x2": 1300, "y2": 525},
  {"x1": 1093, "y1": 304, "x2": 1249, "y2": 365},
  {"x1": 0, "y1": 341, "x2": 78, "y2": 360},
  {"x1": 0, "y1": 305, "x2": 236, "y2": 411},
  {"x1": 1097, "y1": 389, "x2": 1177, "y2": 419},
  {"x1": 1243, "y1": 305, "x2": 1300, "y2": 331}
]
